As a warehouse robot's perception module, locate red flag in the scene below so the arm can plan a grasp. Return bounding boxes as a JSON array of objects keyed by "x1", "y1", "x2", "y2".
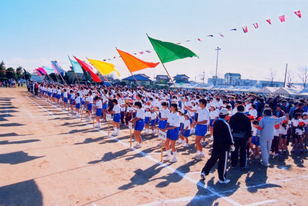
[
  {"x1": 242, "y1": 26, "x2": 248, "y2": 33},
  {"x1": 279, "y1": 15, "x2": 286, "y2": 22},
  {"x1": 253, "y1": 23, "x2": 259, "y2": 29},
  {"x1": 139, "y1": 51, "x2": 144, "y2": 54},
  {"x1": 73, "y1": 57, "x2": 102, "y2": 82},
  {"x1": 266, "y1": 19, "x2": 272, "y2": 24},
  {"x1": 294, "y1": 10, "x2": 302, "y2": 18}
]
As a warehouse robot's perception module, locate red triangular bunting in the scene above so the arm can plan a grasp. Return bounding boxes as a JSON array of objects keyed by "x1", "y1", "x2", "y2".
[
  {"x1": 279, "y1": 15, "x2": 286, "y2": 22},
  {"x1": 294, "y1": 10, "x2": 302, "y2": 18},
  {"x1": 242, "y1": 26, "x2": 248, "y2": 33},
  {"x1": 253, "y1": 23, "x2": 259, "y2": 29},
  {"x1": 266, "y1": 19, "x2": 272, "y2": 24}
]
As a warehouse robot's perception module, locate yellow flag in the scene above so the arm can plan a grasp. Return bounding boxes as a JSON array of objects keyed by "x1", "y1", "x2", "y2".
[{"x1": 87, "y1": 58, "x2": 120, "y2": 77}]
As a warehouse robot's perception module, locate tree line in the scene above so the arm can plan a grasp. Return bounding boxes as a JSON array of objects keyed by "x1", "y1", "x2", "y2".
[{"x1": 0, "y1": 61, "x2": 31, "y2": 81}]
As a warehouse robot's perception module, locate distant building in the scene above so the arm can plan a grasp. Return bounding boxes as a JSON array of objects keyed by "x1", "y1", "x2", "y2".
[
  {"x1": 208, "y1": 72, "x2": 283, "y2": 88},
  {"x1": 155, "y1": 75, "x2": 170, "y2": 84},
  {"x1": 174, "y1": 74, "x2": 189, "y2": 83},
  {"x1": 257, "y1": 80, "x2": 284, "y2": 88},
  {"x1": 122, "y1": 74, "x2": 152, "y2": 86},
  {"x1": 224, "y1": 73, "x2": 241, "y2": 85},
  {"x1": 208, "y1": 76, "x2": 225, "y2": 86}
]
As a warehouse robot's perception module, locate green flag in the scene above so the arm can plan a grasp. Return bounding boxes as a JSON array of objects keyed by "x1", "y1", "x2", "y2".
[{"x1": 148, "y1": 36, "x2": 198, "y2": 63}]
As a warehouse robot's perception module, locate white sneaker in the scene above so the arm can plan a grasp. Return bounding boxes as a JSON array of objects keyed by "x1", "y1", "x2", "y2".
[
  {"x1": 134, "y1": 143, "x2": 142, "y2": 149},
  {"x1": 199, "y1": 152, "x2": 205, "y2": 158},
  {"x1": 219, "y1": 179, "x2": 231, "y2": 184},
  {"x1": 193, "y1": 153, "x2": 204, "y2": 160},
  {"x1": 170, "y1": 153, "x2": 177, "y2": 163}
]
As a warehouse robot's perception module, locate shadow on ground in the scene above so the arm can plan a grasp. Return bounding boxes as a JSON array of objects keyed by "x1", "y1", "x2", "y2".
[
  {"x1": 0, "y1": 151, "x2": 44, "y2": 165},
  {"x1": 0, "y1": 179, "x2": 43, "y2": 206}
]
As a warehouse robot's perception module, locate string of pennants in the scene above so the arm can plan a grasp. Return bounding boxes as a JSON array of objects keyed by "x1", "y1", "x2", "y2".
[{"x1": 102, "y1": 10, "x2": 302, "y2": 62}]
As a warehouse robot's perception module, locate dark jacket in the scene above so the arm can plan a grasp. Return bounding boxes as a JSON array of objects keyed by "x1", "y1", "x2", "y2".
[
  {"x1": 213, "y1": 119, "x2": 234, "y2": 151},
  {"x1": 229, "y1": 112, "x2": 252, "y2": 139}
]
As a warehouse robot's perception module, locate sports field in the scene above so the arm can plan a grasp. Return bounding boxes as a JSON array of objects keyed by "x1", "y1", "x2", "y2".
[{"x1": 0, "y1": 88, "x2": 307, "y2": 206}]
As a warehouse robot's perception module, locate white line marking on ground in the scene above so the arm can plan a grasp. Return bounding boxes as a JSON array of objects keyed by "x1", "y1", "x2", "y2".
[
  {"x1": 32, "y1": 97, "x2": 308, "y2": 206},
  {"x1": 140, "y1": 175, "x2": 308, "y2": 206},
  {"x1": 140, "y1": 194, "x2": 218, "y2": 206},
  {"x1": 27, "y1": 96, "x2": 54, "y2": 117},
  {"x1": 244, "y1": 199, "x2": 278, "y2": 206},
  {"x1": 32, "y1": 97, "x2": 241, "y2": 206}
]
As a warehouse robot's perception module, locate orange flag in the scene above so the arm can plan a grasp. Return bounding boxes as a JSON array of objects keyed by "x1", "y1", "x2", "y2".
[{"x1": 117, "y1": 48, "x2": 159, "y2": 72}]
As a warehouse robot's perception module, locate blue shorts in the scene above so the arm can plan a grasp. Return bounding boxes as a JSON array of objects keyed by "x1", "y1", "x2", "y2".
[
  {"x1": 158, "y1": 120, "x2": 167, "y2": 129},
  {"x1": 64, "y1": 98, "x2": 68, "y2": 103},
  {"x1": 135, "y1": 119, "x2": 145, "y2": 131},
  {"x1": 96, "y1": 108, "x2": 102, "y2": 117},
  {"x1": 113, "y1": 113, "x2": 121, "y2": 123},
  {"x1": 251, "y1": 136, "x2": 260, "y2": 146},
  {"x1": 150, "y1": 119, "x2": 156, "y2": 127},
  {"x1": 48, "y1": 92, "x2": 52, "y2": 97},
  {"x1": 195, "y1": 124, "x2": 208, "y2": 137},
  {"x1": 179, "y1": 123, "x2": 184, "y2": 131},
  {"x1": 87, "y1": 103, "x2": 92, "y2": 111},
  {"x1": 103, "y1": 104, "x2": 108, "y2": 110},
  {"x1": 76, "y1": 103, "x2": 81, "y2": 109},
  {"x1": 182, "y1": 129, "x2": 190, "y2": 138},
  {"x1": 70, "y1": 99, "x2": 74, "y2": 105},
  {"x1": 210, "y1": 119, "x2": 215, "y2": 127},
  {"x1": 167, "y1": 127, "x2": 180, "y2": 141},
  {"x1": 57, "y1": 94, "x2": 61, "y2": 99},
  {"x1": 145, "y1": 117, "x2": 150, "y2": 124}
]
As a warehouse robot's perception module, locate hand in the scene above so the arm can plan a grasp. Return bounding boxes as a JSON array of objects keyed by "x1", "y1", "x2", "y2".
[{"x1": 230, "y1": 145, "x2": 235, "y2": 152}]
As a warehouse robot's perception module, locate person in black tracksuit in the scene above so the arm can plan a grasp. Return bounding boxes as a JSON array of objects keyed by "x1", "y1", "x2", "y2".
[
  {"x1": 201, "y1": 109, "x2": 234, "y2": 184},
  {"x1": 229, "y1": 105, "x2": 252, "y2": 169}
]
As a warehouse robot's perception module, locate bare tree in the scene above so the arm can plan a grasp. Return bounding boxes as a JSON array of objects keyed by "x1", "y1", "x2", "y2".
[{"x1": 298, "y1": 66, "x2": 308, "y2": 88}]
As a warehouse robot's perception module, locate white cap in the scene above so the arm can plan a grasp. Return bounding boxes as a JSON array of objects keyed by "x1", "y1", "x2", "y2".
[{"x1": 219, "y1": 108, "x2": 229, "y2": 116}]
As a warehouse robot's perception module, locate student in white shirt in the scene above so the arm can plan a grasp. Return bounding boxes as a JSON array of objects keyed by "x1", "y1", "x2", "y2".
[
  {"x1": 94, "y1": 96, "x2": 103, "y2": 128},
  {"x1": 130, "y1": 101, "x2": 145, "y2": 149},
  {"x1": 111, "y1": 99, "x2": 121, "y2": 136},
  {"x1": 163, "y1": 103, "x2": 180, "y2": 162},
  {"x1": 185, "y1": 99, "x2": 210, "y2": 160}
]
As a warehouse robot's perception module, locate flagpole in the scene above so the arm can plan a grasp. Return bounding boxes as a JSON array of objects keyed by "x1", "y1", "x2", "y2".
[
  {"x1": 58, "y1": 72, "x2": 67, "y2": 85},
  {"x1": 146, "y1": 33, "x2": 174, "y2": 84}
]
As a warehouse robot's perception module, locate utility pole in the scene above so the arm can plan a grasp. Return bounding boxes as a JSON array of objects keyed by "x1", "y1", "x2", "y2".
[
  {"x1": 214, "y1": 46, "x2": 221, "y2": 86},
  {"x1": 202, "y1": 71, "x2": 205, "y2": 84},
  {"x1": 283, "y1": 63, "x2": 288, "y2": 87}
]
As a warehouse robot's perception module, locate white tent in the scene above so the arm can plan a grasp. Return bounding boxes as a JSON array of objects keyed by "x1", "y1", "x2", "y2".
[
  {"x1": 258, "y1": 87, "x2": 279, "y2": 94},
  {"x1": 274, "y1": 87, "x2": 300, "y2": 96}
]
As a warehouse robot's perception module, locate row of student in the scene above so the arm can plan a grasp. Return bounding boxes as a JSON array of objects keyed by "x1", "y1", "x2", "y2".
[{"x1": 37, "y1": 84, "x2": 307, "y2": 163}]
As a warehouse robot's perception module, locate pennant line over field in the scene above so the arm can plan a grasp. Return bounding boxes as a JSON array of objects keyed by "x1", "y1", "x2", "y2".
[{"x1": 99, "y1": 10, "x2": 302, "y2": 61}]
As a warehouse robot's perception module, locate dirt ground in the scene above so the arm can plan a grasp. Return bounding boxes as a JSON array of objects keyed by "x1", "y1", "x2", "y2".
[{"x1": 0, "y1": 88, "x2": 307, "y2": 206}]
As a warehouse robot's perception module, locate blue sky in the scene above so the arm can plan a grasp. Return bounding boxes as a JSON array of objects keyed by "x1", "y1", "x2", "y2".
[{"x1": 0, "y1": 0, "x2": 307, "y2": 82}]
